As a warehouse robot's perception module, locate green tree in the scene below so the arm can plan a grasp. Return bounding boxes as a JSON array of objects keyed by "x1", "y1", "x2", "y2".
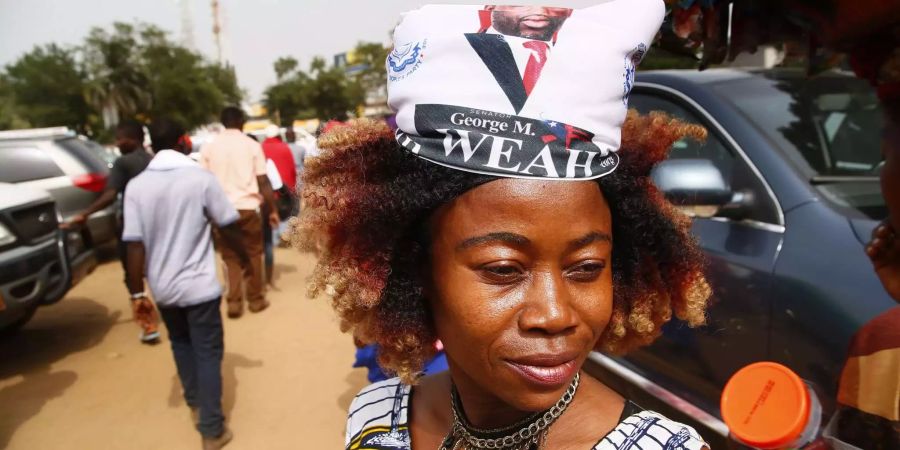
[
  {"x1": 352, "y1": 42, "x2": 389, "y2": 96},
  {"x1": 263, "y1": 72, "x2": 310, "y2": 125},
  {"x1": 273, "y1": 56, "x2": 299, "y2": 81},
  {"x1": 3, "y1": 44, "x2": 91, "y2": 131},
  {"x1": 82, "y1": 23, "x2": 151, "y2": 128},
  {"x1": 265, "y1": 56, "x2": 306, "y2": 124},
  {"x1": 309, "y1": 56, "x2": 327, "y2": 73},
  {"x1": 1, "y1": 22, "x2": 244, "y2": 133},
  {"x1": 0, "y1": 75, "x2": 30, "y2": 130},
  {"x1": 264, "y1": 55, "x2": 363, "y2": 123},
  {"x1": 206, "y1": 63, "x2": 243, "y2": 105},
  {"x1": 140, "y1": 33, "x2": 226, "y2": 129},
  {"x1": 80, "y1": 22, "x2": 243, "y2": 131},
  {"x1": 306, "y1": 64, "x2": 364, "y2": 121}
]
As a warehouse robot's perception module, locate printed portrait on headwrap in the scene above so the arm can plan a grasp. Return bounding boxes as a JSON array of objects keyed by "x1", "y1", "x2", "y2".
[
  {"x1": 477, "y1": 6, "x2": 573, "y2": 40},
  {"x1": 387, "y1": 1, "x2": 664, "y2": 181},
  {"x1": 467, "y1": 6, "x2": 574, "y2": 114}
]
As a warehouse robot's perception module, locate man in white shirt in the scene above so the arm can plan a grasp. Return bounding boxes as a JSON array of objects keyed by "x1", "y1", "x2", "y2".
[{"x1": 124, "y1": 118, "x2": 249, "y2": 449}]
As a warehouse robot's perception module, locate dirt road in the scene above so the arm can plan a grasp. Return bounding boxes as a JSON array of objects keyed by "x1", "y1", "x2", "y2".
[{"x1": 0, "y1": 248, "x2": 368, "y2": 449}]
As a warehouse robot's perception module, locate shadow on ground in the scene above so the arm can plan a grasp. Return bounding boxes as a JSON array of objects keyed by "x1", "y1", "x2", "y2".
[
  {"x1": 0, "y1": 368, "x2": 77, "y2": 448},
  {"x1": 0, "y1": 297, "x2": 119, "y2": 447},
  {"x1": 337, "y1": 369, "x2": 370, "y2": 412},
  {"x1": 167, "y1": 352, "x2": 264, "y2": 421},
  {"x1": 272, "y1": 263, "x2": 298, "y2": 286}
]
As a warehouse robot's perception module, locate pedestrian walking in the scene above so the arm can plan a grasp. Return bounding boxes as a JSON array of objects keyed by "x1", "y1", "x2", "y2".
[
  {"x1": 284, "y1": 127, "x2": 306, "y2": 180},
  {"x1": 262, "y1": 125, "x2": 296, "y2": 249},
  {"x1": 261, "y1": 125, "x2": 296, "y2": 198},
  {"x1": 262, "y1": 157, "x2": 284, "y2": 285},
  {"x1": 284, "y1": 126, "x2": 306, "y2": 228},
  {"x1": 123, "y1": 118, "x2": 248, "y2": 450},
  {"x1": 62, "y1": 119, "x2": 159, "y2": 343},
  {"x1": 199, "y1": 107, "x2": 279, "y2": 318}
]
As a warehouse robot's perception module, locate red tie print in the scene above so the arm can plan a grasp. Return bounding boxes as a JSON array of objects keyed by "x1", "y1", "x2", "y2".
[{"x1": 522, "y1": 41, "x2": 550, "y2": 96}]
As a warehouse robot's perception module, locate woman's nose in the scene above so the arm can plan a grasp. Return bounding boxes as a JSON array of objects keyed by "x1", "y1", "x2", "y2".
[{"x1": 517, "y1": 270, "x2": 578, "y2": 335}]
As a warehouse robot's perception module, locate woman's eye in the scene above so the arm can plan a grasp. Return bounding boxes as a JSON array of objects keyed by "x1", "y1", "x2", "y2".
[
  {"x1": 567, "y1": 261, "x2": 606, "y2": 281},
  {"x1": 479, "y1": 264, "x2": 523, "y2": 283}
]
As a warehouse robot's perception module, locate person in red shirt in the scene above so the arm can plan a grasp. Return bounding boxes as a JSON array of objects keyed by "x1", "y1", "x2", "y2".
[
  {"x1": 261, "y1": 125, "x2": 297, "y2": 194},
  {"x1": 260, "y1": 125, "x2": 296, "y2": 285}
]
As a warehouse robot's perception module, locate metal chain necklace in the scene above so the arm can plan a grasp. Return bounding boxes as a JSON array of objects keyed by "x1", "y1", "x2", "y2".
[{"x1": 439, "y1": 372, "x2": 580, "y2": 450}]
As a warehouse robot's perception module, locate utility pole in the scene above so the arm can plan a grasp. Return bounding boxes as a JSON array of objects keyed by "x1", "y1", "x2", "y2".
[
  {"x1": 179, "y1": 0, "x2": 196, "y2": 50},
  {"x1": 211, "y1": 0, "x2": 222, "y2": 63}
]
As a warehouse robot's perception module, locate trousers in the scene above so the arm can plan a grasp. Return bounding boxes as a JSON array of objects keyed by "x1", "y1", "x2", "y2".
[
  {"x1": 217, "y1": 210, "x2": 264, "y2": 306},
  {"x1": 158, "y1": 297, "x2": 225, "y2": 438}
]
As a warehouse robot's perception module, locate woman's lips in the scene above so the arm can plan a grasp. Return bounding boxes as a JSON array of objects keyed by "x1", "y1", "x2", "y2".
[{"x1": 505, "y1": 355, "x2": 578, "y2": 388}]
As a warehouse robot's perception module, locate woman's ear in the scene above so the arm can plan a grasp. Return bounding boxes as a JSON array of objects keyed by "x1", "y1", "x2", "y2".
[
  {"x1": 417, "y1": 229, "x2": 442, "y2": 347},
  {"x1": 418, "y1": 248, "x2": 443, "y2": 345},
  {"x1": 419, "y1": 255, "x2": 434, "y2": 306},
  {"x1": 413, "y1": 218, "x2": 436, "y2": 305}
]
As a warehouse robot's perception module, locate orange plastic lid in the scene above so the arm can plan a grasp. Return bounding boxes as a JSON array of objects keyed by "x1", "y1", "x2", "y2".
[{"x1": 720, "y1": 362, "x2": 810, "y2": 449}]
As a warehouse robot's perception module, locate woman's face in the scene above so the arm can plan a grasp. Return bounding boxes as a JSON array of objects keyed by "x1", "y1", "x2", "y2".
[{"x1": 428, "y1": 179, "x2": 613, "y2": 411}]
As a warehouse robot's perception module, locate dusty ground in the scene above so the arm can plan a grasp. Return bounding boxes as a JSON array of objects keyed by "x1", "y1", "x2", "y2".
[{"x1": 0, "y1": 248, "x2": 369, "y2": 450}]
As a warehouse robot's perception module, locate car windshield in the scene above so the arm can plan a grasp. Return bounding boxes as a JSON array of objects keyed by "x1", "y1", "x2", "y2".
[
  {"x1": 56, "y1": 137, "x2": 111, "y2": 174},
  {"x1": 80, "y1": 137, "x2": 118, "y2": 168},
  {"x1": 715, "y1": 71, "x2": 886, "y2": 219}
]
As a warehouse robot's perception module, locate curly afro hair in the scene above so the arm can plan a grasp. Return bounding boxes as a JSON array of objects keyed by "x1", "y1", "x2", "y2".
[{"x1": 292, "y1": 111, "x2": 711, "y2": 384}]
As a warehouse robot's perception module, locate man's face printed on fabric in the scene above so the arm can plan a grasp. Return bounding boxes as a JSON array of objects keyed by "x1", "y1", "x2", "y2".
[{"x1": 487, "y1": 5, "x2": 572, "y2": 41}]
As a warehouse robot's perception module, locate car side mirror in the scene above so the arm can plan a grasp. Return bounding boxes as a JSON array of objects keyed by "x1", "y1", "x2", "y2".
[{"x1": 652, "y1": 159, "x2": 751, "y2": 219}]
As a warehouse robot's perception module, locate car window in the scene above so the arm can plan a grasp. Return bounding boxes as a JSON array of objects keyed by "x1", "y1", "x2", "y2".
[
  {"x1": 56, "y1": 137, "x2": 110, "y2": 174},
  {"x1": 0, "y1": 146, "x2": 66, "y2": 183},
  {"x1": 629, "y1": 93, "x2": 736, "y2": 178},
  {"x1": 716, "y1": 74, "x2": 882, "y2": 176},
  {"x1": 630, "y1": 90, "x2": 781, "y2": 225},
  {"x1": 713, "y1": 73, "x2": 885, "y2": 220},
  {"x1": 80, "y1": 138, "x2": 118, "y2": 168}
]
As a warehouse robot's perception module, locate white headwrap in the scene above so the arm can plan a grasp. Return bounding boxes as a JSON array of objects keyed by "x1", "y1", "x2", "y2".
[{"x1": 388, "y1": 0, "x2": 664, "y2": 180}]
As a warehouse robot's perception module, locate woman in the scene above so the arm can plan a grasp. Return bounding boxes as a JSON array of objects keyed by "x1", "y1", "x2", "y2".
[{"x1": 296, "y1": 2, "x2": 713, "y2": 448}]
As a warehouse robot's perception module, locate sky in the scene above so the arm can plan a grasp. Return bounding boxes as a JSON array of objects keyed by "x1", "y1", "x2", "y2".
[{"x1": 0, "y1": 0, "x2": 605, "y2": 102}]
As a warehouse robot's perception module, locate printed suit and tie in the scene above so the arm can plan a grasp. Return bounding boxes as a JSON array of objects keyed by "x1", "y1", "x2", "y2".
[
  {"x1": 462, "y1": 6, "x2": 571, "y2": 114},
  {"x1": 464, "y1": 33, "x2": 551, "y2": 114}
]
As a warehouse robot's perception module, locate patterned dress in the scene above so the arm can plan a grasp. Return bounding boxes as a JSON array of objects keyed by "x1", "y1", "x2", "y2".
[{"x1": 346, "y1": 378, "x2": 708, "y2": 450}]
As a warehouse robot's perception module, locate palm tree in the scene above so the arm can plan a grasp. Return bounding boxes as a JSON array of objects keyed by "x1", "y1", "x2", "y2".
[{"x1": 82, "y1": 24, "x2": 150, "y2": 128}]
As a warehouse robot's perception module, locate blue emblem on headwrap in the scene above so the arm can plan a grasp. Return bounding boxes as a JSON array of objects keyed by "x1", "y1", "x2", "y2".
[
  {"x1": 389, "y1": 42, "x2": 422, "y2": 73},
  {"x1": 623, "y1": 43, "x2": 647, "y2": 105}
]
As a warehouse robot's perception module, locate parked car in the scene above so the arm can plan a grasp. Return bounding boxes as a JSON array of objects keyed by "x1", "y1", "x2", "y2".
[
  {"x1": 0, "y1": 183, "x2": 95, "y2": 333},
  {"x1": 588, "y1": 68, "x2": 893, "y2": 443},
  {"x1": 0, "y1": 127, "x2": 118, "y2": 249},
  {"x1": 83, "y1": 139, "x2": 120, "y2": 169}
]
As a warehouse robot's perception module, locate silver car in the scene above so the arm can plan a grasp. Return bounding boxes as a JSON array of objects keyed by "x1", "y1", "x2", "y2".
[
  {"x1": 0, "y1": 127, "x2": 118, "y2": 249},
  {"x1": 0, "y1": 183, "x2": 93, "y2": 332}
]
